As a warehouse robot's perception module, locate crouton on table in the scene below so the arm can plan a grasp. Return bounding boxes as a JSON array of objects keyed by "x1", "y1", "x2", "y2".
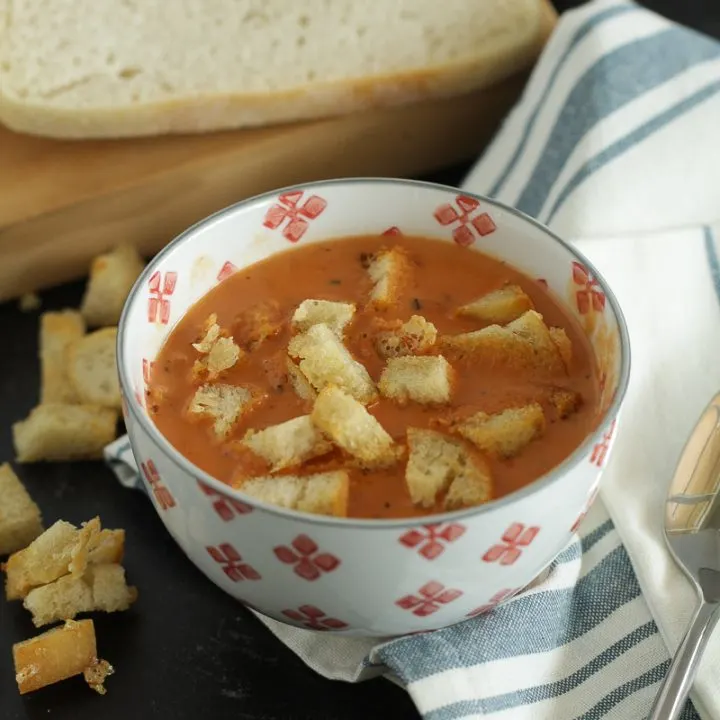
[
  {"x1": 12, "y1": 404, "x2": 118, "y2": 463},
  {"x1": 80, "y1": 243, "x2": 145, "y2": 328},
  {"x1": 39, "y1": 310, "x2": 85, "y2": 404},
  {"x1": 23, "y1": 563, "x2": 137, "y2": 627},
  {"x1": 13, "y1": 619, "x2": 106, "y2": 695},
  {"x1": 66, "y1": 327, "x2": 121, "y2": 409},
  {"x1": 0, "y1": 463, "x2": 44, "y2": 556}
]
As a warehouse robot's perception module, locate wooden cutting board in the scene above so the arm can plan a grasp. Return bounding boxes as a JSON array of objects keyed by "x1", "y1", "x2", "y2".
[{"x1": 0, "y1": 3, "x2": 555, "y2": 303}]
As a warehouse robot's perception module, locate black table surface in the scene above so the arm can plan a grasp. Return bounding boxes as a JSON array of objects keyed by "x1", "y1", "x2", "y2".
[{"x1": 2, "y1": 2, "x2": 719, "y2": 719}]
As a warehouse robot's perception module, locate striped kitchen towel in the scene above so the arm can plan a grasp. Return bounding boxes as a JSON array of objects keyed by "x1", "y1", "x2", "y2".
[{"x1": 106, "y1": 1, "x2": 720, "y2": 717}]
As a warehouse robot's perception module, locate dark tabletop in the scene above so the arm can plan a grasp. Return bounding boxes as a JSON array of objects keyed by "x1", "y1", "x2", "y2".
[{"x1": 2, "y1": 2, "x2": 719, "y2": 719}]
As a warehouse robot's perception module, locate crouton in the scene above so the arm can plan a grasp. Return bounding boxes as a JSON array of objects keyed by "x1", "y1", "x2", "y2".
[
  {"x1": 39, "y1": 310, "x2": 86, "y2": 404},
  {"x1": 240, "y1": 471, "x2": 349, "y2": 517},
  {"x1": 311, "y1": 386, "x2": 397, "y2": 468},
  {"x1": 0, "y1": 464, "x2": 44, "y2": 556},
  {"x1": 204, "y1": 337, "x2": 242, "y2": 376},
  {"x1": 83, "y1": 658, "x2": 115, "y2": 695},
  {"x1": 23, "y1": 563, "x2": 138, "y2": 628},
  {"x1": 12, "y1": 404, "x2": 118, "y2": 463},
  {"x1": 234, "y1": 300, "x2": 284, "y2": 349},
  {"x1": 292, "y1": 300, "x2": 356, "y2": 336},
  {"x1": 286, "y1": 359, "x2": 317, "y2": 401},
  {"x1": 457, "y1": 284, "x2": 533, "y2": 324},
  {"x1": 288, "y1": 323, "x2": 377, "y2": 404},
  {"x1": 188, "y1": 383, "x2": 256, "y2": 437},
  {"x1": 19, "y1": 292, "x2": 41, "y2": 312},
  {"x1": 549, "y1": 389, "x2": 582, "y2": 418},
  {"x1": 405, "y1": 428, "x2": 492, "y2": 509},
  {"x1": 367, "y1": 247, "x2": 411, "y2": 309},
  {"x1": 87, "y1": 529, "x2": 125, "y2": 565},
  {"x1": 243, "y1": 415, "x2": 332, "y2": 472},
  {"x1": 456, "y1": 404, "x2": 545, "y2": 458},
  {"x1": 549, "y1": 327, "x2": 573, "y2": 368},
  {"x1": 374, "y1": 315, "x2": 437, "y2": 358},
  {"x1": 192, "y1": 313, "x2": 220, "y2": 353},
  {"x1": 4, "y1": 519, "x2": 101, "y2": 600},
  {"x1": 66, "y1": 327, "x2": 121, "y2": 409},
  {"x1": 379, "y1": 356, "x2": 453, "y2": 405},
  {"x1": 13, "y1": 619, "x2": 101, "y2": 695},
  {"x1": 80, "y1": 243, "x2": 145, "y2": 327},
  {"x1": 442, "y1": 310, "x2": 566, "y2": 375}
]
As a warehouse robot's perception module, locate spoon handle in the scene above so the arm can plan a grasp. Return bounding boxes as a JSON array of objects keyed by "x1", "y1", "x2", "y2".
[{"x1": 648, "y1": 601, "x2": 720, "y2": 720}]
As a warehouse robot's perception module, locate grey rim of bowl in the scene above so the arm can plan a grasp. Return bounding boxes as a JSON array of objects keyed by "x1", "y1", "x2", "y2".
[{"x1": 118, "y1": 177, "x2": 631, "y2": 530}]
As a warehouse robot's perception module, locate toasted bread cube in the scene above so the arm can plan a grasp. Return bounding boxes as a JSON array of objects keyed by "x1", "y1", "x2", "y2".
[
  {"x1": 192, "y1": 313, "x2": 220, "y2": 353},
  {"x1": 456, "y1": 404, "x2": 545, "y2": 458},
  {"x1": 242, "y1": 415, "x2": 332, "y2": 472},
  {"x1": 311, "y1": 386, "x2": 397, "y2": 468},
  {"x1": 240, "y1": 471, "x2": 349, "y2": 517},
  {"x1": 379, "y1": 356, "x2": 453, "y2": 405},
  {"x1": 234, "y1": 300, "x2": 284, "y2": 350},
  {"x1": 442, "y1": 310, "x2": 566, "y2": 374},
  {"x1": 292, "y1": 300, "x2": 356, "y2": 336},
  {"x1": 23, "y1": 574, "x2": 93, "y2": 627},
  {"x1": 81, "y1": 243, "x2": 145, "y2": 328},
  {"x1": 88, "y1": 529, "x2": 125, "y2": 565},
  {"x1": 205, "y1": 337, "x2": 242, "y2": 376},
  {"x1": 19, "y1": 292, "x2": 41, "y2": 312},
  {"x1": 549, "y1": 327, "x2": 573, "y2": 368},
  {"x1": 367, "y1": 247, "x2": 411, "y2": 309},
  {"x1": 0, "y1": 464, "x2": 44, "y2": 556},
  {"x1": 240, "y1": 476, "x2": 304, "y2": 509},
  {"x1": 288, "y1": 323, "x2": 377, "y2": 404},
  {"x1": 286, "y1": 359, "x2": 317, "y2": 401},
  {"x1": 13, "y1": 619, "x2": 98, "y2": 695},
  {"x1": 549, "y1": 389, "x2": 582, "y2": 418},
  {"x1": 83, "y1": 658, "x2": 115, "y2": 695},
  {"x1": 297, "y1": 473, "x2": 350, "y2": 517},
  {"x1": 4, "y1": 519, "x2": 101, "y2": 600},
  {"x1": 66, "y1": 327, "x2": 121, "y2": 409},
  {"x1": 406, "y1": 428, "x2": 492, "y2": 509},
  {"x1": 188, "y1": 384, "x2": 254, "y2": 437},
  {"x1": 24, "y1": 563, "x2": 138, "y2": 628},
  {"x1": 13, "y1": 404, "x2": 118, "y2": 463},
  {"x1": 457, "y1": 284, "x2": 533, "y2": 324},
  {"x1": 39, "y1": 310, "x2": 86, "y2": 404},
  {"x1": 374, "y1": 315, "x2": 437, "y2": 358}
]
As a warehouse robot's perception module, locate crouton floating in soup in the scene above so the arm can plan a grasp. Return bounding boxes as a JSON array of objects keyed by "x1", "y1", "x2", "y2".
[{"x1": 147, "y1": 235, "x2": 600, "y2": 519}]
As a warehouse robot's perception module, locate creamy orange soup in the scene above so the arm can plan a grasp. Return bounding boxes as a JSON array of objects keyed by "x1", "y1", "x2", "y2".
[{"x1": 148, "y1": 235, "x2": 599, "y2": 519}]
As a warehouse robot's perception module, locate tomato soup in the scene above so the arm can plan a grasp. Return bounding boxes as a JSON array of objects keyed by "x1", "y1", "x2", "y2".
[{"x1": 148, "y1": 235, "x2": 599, "y2": 519}]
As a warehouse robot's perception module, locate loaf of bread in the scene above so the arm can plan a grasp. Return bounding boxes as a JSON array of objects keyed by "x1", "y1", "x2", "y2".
[{"x1": 0, "y1": 0, "x2": 545, "y2": 138}]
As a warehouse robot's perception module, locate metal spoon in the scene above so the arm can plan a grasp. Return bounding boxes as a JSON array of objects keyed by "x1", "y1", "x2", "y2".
[{"x1": 649, "y1": 392, "x2": 720, "y2": 720}]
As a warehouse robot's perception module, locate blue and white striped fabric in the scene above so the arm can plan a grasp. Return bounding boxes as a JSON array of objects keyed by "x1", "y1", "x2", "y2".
[{"x1": 106, "y1": 1, "x2": 720, "y2": 717}]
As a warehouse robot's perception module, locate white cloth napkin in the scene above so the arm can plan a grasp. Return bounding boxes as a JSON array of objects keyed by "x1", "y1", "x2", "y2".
[{"x1": 106, "y1": 1, "x2": 720, "y2": 716}]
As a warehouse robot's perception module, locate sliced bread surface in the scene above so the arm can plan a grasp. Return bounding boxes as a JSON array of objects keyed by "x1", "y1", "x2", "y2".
[{"x1": 0, "y1": 0, "x2": 545, "y2": 138}]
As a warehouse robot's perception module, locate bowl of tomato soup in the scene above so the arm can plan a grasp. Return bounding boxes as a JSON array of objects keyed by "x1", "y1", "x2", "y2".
[{"x1": 118, "y1": 179, "x2": 629, "y2": 636}]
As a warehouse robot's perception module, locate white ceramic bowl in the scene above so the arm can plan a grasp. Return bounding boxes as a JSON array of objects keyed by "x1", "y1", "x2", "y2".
[{"x1": 118, "y1": 178, "x2": 630, "y2": 637}]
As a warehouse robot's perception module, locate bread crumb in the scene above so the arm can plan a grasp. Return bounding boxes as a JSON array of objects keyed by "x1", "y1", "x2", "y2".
[{"x1": 18, "y1": 293, "x2": 41, "y2": 312}]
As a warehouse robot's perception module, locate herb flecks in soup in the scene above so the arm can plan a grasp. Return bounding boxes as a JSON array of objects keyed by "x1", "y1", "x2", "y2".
[{"x1": 148, "y1": 235, "x2": 599, "y2": 520}]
